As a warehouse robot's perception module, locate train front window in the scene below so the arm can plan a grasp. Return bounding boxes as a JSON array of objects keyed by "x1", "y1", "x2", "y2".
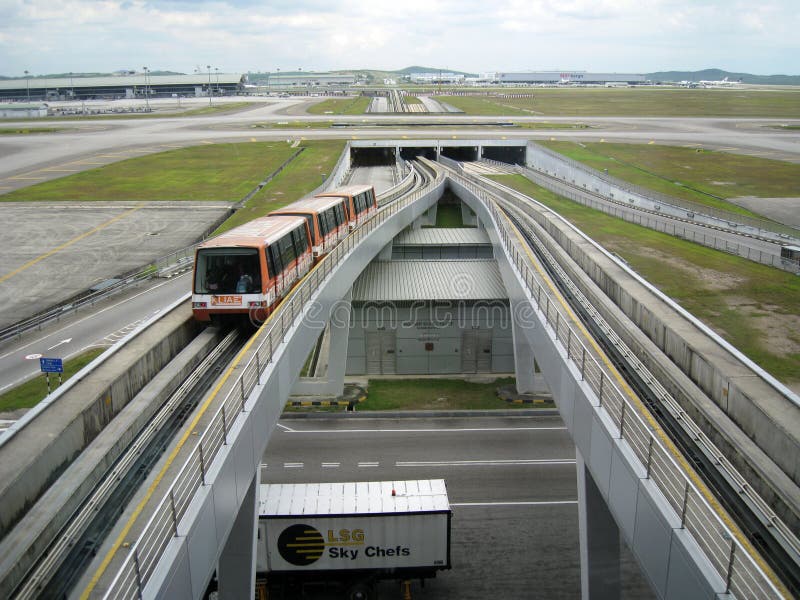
[{"x1": 195, "y1": 248, "x2": 261, "y2": 294}]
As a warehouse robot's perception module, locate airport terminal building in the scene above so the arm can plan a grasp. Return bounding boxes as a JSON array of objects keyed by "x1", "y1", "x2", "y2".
[
  {"x1": 0, "y1": 73, "x2": 247, "y2": 101},
  {"x1": 496, "y1": 71, "x2": 647, "y2": 84}
]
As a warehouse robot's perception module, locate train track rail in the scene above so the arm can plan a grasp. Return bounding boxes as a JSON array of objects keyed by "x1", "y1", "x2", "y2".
[
  {"x1": 10, "y1": 329, "x2": 245, "y2": 600},
  {"x1": 496, "y1": 196, "x2": 798, "y2": 596}
]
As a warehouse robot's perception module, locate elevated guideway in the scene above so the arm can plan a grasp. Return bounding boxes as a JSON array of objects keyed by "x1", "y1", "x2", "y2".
[
  {"x1": 75, "y1": 159, "x2": 794, "y2": 599},
  {"x1": 2, "y1": 157, "x2": 795, "y2": 599}
]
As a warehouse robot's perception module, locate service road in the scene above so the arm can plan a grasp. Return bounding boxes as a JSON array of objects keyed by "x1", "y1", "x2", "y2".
[{"x1": 263, "y1": 415, "x2": 655, "y2": 599}]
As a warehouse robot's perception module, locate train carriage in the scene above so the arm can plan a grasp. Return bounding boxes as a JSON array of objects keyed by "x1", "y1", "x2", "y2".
[
  {"x1": 192, "y1": 216, "x2": 312, "y2": 323},
  {"x1": 268, "y1": 195, "x2": 350, "y2": 259},
  {"x1": 315, "y1": 184, "x2": 377, "y2": 231}
]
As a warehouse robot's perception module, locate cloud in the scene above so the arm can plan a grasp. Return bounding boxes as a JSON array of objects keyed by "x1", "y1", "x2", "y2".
[{"x1": 0, "y1": 0, "x2": 797, "y2": 75}]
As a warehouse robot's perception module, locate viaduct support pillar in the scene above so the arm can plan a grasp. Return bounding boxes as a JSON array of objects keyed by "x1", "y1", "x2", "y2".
[
  {"x1": 290, "y1": 290, "x2": 352, "y2": 397},
  {"x1": 577, "y1": 449, "x2": 621, "y2": 600},
  {"x1": 510, "y1": 298, "x2": 549, "y2": 394},
  {"x1": 217, "y1": 469, "x2": 259, "y2": 599}
]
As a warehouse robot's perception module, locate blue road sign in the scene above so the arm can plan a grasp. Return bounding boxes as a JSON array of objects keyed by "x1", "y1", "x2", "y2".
[{"x1": 40, "y1": 357, "x2": 64, "y2": 373}]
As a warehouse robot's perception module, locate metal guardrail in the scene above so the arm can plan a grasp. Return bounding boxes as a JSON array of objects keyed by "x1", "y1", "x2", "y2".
[
  {"x1": 528, "y1": 142, "x2": 800, "y2": 241},
  {"x1": 504, "y1": 160, "x2": 800, "y2": 275},
  {"x1": 103, "y1": 169, "x2": 445, "y2": 599},
  {"x1": 450, "y1": 169, "x2": 786, "y2": 599}
]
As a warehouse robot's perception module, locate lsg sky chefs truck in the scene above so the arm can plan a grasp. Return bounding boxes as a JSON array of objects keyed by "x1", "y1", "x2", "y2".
[{"x1": 256, "y1": 479, "x2": 452, "y2": 600}]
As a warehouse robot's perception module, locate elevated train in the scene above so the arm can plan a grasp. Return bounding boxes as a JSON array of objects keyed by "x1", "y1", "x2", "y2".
[{"x1": 192, "y1": 184, "x2": 377, "y2": 323}]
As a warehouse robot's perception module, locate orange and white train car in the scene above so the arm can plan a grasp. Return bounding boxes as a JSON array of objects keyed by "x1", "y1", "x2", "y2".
[
  {"x1": 268, "y1": 195, "x2": 350, "y2": 259},
  {"x1": 315, "y1": 184, "x2": 377, "y2": 231},
  {"x1": 192, "y1": 215, "x2": 313, "y2": 323}
]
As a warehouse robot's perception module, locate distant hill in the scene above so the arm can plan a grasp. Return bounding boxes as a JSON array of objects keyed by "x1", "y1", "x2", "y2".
[
  {"x1": 0, "y1": 70, "x2": 185, "y2": 80},
  {"x1": 648, "y1": 68, "x2": 800, "y2": 85}
]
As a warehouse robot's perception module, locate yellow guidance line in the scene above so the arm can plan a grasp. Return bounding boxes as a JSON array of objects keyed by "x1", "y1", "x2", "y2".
[
  {"x1": 82, "y1": 265, "x2": 319, "y2": 598},
  {"x1": 0, "y1": 205, "x2": 144, "y2": 285},
  {"x1": 501, "y1": 211, "x2": 788, "y2": 597}
]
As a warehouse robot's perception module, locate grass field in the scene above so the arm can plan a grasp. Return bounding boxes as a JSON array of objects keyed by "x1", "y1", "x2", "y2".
[
  {"x1": 215, "y1": 139, "x2": 346, "y2": 233},
  {"x1": 432, "y1": 204, "x2": 464, "y2": 227},
  {"x1": 1, "y1": 142, "x2": 300, "y2": 202},
  {"x1": 306, "y1": 96, "x2": 371, "y2": 115},
  {"x1": 540, "y1": 141, "x2": 800, "y2": 216},
  {"x1": 360, "y1": 377, "x2": 521, "y2": 410},
  {"x1": 490, "y1": 174, "x2": 800, "y2": 385},
  {"x1": 434, "y1": 88, "x2": 800, "y2": 117},
  {"x1": 0, "y1": 348, "x2": 106, "y2": 413}
]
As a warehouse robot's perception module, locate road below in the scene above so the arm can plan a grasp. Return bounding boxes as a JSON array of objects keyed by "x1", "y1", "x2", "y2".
[{"x1": 262, "y1": 414, "x2": 655, "y2": 599}]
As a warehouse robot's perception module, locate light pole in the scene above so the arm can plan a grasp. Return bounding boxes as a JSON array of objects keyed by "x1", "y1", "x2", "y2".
[
  {"x1": 215, "y1": 67, "x2": 219, "y2": 97},
  {"x1": 24, "y1": 70, "x2": 30, "y2": 102},
  {"x1": 207, "y1": 65, "x2": 212, "y2": 106},
  {"x1": 69, "y1": 72, "x2": 74, "y2": 101},
  {"x1": 143, "y1": 66, "x2": 150, "y2": 112}
]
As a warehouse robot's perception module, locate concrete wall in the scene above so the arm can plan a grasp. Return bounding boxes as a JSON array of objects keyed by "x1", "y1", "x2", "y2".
[
  {"x1": 0, "y1": 304, "x2": 200, "y2": 541},
  {"x1": 346, "y1": 302, "x2": 513, "y2": 375},
  {"x1": 0, "y1": 321, "x2": 222, "y2": 598}
]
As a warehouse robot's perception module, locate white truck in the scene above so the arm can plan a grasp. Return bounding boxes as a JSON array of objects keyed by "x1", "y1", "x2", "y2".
[{"x1": 256, "y1": 479, "x2": 452, "y2": 599}]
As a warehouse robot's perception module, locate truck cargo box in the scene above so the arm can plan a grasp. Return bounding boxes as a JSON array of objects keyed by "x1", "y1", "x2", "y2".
[{"x1": 257, "y1": 479, "x2": 451, "y2": 579}]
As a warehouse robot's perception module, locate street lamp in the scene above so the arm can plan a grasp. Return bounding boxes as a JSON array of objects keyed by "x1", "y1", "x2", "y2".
[
  {"x1": 143, "y1": 66, "x2": 150, "y2": 112},
  {"x1": 215, "y1": 67, "x2": 219, "y2": 97},
  {"x1": 207, "y1": 65, "x2": 212, "y2": 106},
  {"x1": 69, "y1": 72, "x2": 74, "y2": 101},
  {"x1": 24, "y1": 70, "x2": 30, "y2": 102}
]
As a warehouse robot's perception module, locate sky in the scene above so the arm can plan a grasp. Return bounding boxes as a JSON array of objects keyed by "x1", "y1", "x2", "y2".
[{"x1": 1, "y1": 0, "x2": 798, "y2": 77}]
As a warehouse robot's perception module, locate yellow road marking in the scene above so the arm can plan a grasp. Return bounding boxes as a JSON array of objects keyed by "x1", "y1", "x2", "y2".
[
  {"x1": 82, "y1": 266, "x2": 318, "y2": 597},
  {"x1": 7, "y1": 176, "x2": 46, "y2": 181},
  {"x1": 0, "y1": 205, "x2": 143, "y2": 284},
  {"x1": 42, "y1": 168, "x2": 80, "y2": 173},
  {"x1": 501, "y1": 210, "x2": 788, "y2": 597}
]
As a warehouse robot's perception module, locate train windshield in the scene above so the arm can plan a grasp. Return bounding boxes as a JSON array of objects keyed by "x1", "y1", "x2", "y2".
[{"x1": 195, "y1": 247, "x2": 261, "y2": 294}]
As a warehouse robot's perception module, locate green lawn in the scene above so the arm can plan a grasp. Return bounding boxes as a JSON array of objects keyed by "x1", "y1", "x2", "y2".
[
  {"x1": 306, "y1": 96, "x2": 370, "y2": 115},
  {"x1": 1, "y1": 142, "x2": 300, "y2": 202},
  {"x1": 215, "y1": 139, "x2": 346, "y2": 233},
  {"x1": 491, "y1": 174, "x2": 800, "y2": 384},
  {"x1": 539, "y1": 141, "x2": 800, "y2": 216},
  {"x1": 435, "y1": 88, "x2": 800, "y2": 118},
  {"x1": 432, "y1": 204, "x2": 464, "y2": 227},
  {"x1": 361, "y1": 377, "x2": 524, "y2": 410},
  {"x1": 0, "y1": 348, "x2": 106, "y2": 413}
]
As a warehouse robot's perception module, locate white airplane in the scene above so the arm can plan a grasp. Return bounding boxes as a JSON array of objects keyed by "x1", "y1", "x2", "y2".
[{"x1": 699, "y1": 76, "x2": 739, "y2": 87}]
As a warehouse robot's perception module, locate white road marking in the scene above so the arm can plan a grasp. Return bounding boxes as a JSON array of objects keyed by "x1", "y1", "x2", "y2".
[
  {"x1": 321, "y1": 462, "x2": 340, "y2": 468},
  {"x1": 276, "y1": 423, "x2": 295, "y2": 432},
  {"x1": 397, "y1": 459, "x2": 575, "y2": 467},
  {"x1": 358, "y1": 462, "x2": 380, "y2": 468},
  {"x1": 451, "y1": 500, "x2": 578, "y2": 507},
  {"x1": 281, "y1": 426, "x2": 567, "y2": 434},
  {"x1": 283, "y1": 462, "x2": 304, "y2": 468},
  {"x1": 0, "y1": 275, "x2": 189, "y2": 362}
]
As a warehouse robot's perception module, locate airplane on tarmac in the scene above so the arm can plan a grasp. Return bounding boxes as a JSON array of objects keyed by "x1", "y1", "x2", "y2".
[{"x1": 699, "y1": 76, "x2": 740, "y2": 87}]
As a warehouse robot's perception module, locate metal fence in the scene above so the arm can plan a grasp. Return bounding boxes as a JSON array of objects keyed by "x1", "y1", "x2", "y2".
[
  {"x1": 102, "y1": 170, "x2": 445, "y2": 599},
  {"x1": 527, "y1": 142, "x2": 800, "y2": 241},
  {"x1": 450, "y1": 170, "x2": 786, "y2": 599}
]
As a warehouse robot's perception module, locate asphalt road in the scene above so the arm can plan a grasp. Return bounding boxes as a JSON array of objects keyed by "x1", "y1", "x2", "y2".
[
  {"x1": 0, "y1": 274, "x2": 189, "y2": 396},
  {"x1": 262, "y1": 414, "x2": 656, "y2": 599}
]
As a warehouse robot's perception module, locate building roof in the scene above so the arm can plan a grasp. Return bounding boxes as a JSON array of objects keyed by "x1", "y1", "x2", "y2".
[
  {"x1": 259, "y1": 480, "x2": 450, "y2": 517},
  {"x1": 393, "y1": 227, "x2": 490, "y2": 246},
  {"x1": 200, "y1": 215, "x2": 305, "y2": 249},
  {"x1": 352, "y1": 259, "x2": 507, "y2": 302},
  {"x1": 0, "y1": 73, "x2": 245, "y2": 91}
]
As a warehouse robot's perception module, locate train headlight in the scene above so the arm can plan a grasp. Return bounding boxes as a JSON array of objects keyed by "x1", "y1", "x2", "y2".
[{"x1": 192, "y1": 302, "x2": 207, "y2": 308}]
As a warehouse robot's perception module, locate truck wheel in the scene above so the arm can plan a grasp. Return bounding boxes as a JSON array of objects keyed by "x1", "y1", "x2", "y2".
[{"x1": 346, "y1": 581, "x2": 374, "y2": 600}]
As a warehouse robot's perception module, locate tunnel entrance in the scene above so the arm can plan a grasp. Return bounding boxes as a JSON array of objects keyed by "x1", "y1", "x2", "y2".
[
  {"x1": 439, "y1": 146, "x2": 479, "y2": 162},
  {"x1": 482, "y1": 146, "x2": 526, "y2": 165},
  {"x1": 399, "y1": 146, "x2": 438, "y2": 161},
  {"x1": 350, "y1": 147, "x2": 397, "y2": 167}
]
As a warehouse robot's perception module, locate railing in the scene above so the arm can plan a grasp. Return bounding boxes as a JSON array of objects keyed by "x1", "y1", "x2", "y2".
[
  {"x1": 528, "y1": 142, "x2": 800, "y2": 240},
  {"x1": 450, "y1": 169, "x2": 786, "y2": 599},
  {"x1": 103, "y1": 169, "x2": 445, "y2": 599}
]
